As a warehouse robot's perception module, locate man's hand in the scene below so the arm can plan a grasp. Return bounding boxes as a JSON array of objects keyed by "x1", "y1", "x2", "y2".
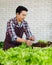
[
  {"x1": 26, "y1": 40, "x2": 32, "y2": 46},
  {"x1": 29, "y1": 36, "x2": 35, "y2": 41},
  {"x1": 16, "y1": 37, "x2": 33, "y2": 46}
]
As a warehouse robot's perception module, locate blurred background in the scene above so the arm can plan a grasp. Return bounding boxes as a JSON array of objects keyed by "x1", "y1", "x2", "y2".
[{"x1": 0, "y1": 0, "x2": 52, "y2": 41}]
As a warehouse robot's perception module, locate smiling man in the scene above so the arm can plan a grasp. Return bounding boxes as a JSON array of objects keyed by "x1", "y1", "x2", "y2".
[{"x1": 3, "y1": 6, "x2": 35, "y2": 50}]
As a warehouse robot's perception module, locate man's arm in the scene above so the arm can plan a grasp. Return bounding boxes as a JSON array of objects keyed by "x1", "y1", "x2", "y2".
[
  {"x1": 23, "y1": 21, "x2": 35, "y2": 41},
  {"x1": 7, "y1": 20, "x2": 18, "y2": 41}
]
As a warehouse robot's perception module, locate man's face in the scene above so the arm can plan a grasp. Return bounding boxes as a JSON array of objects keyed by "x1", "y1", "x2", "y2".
[{"x1": 16, "y1": 11, "x2": 27, "y2": 22}]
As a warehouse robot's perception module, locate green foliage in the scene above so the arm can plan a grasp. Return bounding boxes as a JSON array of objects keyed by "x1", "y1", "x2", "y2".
[
  {"x1": 38, "y1": 40, "x2": 48, "y2": 44},
  {"x1": 0, "y1": 42, "x2": 4, "y2": 48},
  {"x1": 0, "y1": 43, "x2": 52, "y2": 65}
]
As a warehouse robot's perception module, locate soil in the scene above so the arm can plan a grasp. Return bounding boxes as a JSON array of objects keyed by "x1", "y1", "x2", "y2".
[{"x1": 32, "y1": 41, "x2": 52, "y2": 48}]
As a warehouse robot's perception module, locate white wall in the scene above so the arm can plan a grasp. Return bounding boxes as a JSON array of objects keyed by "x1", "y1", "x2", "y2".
[{"x1": 0, "y1": 0, "x2": 52, "y2": 41}]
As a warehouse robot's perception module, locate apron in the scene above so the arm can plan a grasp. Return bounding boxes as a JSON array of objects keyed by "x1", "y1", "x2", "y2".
[{"x1": 3, "y1": 25, "x2": 24, "y2": 50}]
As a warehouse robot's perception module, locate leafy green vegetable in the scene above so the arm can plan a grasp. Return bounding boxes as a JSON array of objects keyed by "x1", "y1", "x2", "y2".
[
  {"x1": 38, "y1": 40, "x2": 48, "y2": 43},
  {"x1": 0, "y1": 42, "x2": 4, "y2": 48},
  {"x1": 0, "y1": 43, "x2": 52, "y2": 65}
]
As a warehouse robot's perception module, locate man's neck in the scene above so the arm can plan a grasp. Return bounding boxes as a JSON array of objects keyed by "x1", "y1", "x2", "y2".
[{"x1": 16, "y1": 17, "x2": 21, "y2": 23}]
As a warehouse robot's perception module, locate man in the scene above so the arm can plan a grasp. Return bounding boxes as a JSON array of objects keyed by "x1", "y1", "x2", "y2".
[{"x1": 3, "y1": 6, "x2": 35, "y2": 50}]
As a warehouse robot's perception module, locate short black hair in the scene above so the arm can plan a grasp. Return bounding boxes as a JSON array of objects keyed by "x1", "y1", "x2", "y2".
[{"x1": 16, "y1": 6, "x2": 28, "y2": 14}]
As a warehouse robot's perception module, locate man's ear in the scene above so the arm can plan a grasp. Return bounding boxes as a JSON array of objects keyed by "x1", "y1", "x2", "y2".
[
  {"x1": 16, "y1": 13, "x2": 18, "y2": 15},
  {"x1": 16, "y1": 13, "x2": 20, "y2": 17}
]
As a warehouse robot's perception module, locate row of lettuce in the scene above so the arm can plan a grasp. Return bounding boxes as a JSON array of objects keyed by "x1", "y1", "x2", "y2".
[
  {"x1": 0, "y1": 43, "x2": 52, "y2": 65},
  {"x1": 0, "y1": 40, "x2": 51, "y2": 48}
]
